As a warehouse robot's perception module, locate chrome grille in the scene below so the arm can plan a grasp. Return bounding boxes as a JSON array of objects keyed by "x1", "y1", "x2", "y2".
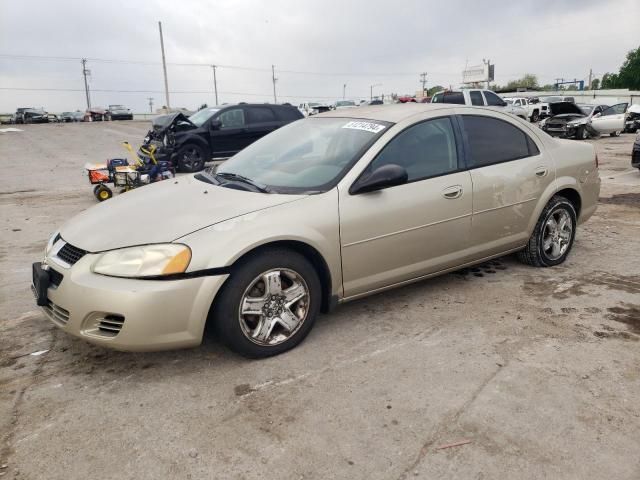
[
  {"x1": 57, "y1": 242, "x2": 86, "y2": 266},
  {"x1": 43, "y1": 300, "x2": 70, "y2": 325},
  {"x1": 97, "y1": 315, "x2": 125, "y2": 337}
]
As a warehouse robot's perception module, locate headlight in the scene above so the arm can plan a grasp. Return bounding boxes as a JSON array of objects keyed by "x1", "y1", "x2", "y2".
[
  {"x1": 163, "y1": 134, "x2": 168, "y2": 146},
  {"x1": 92, "y1": 244, "x2": 191, "y2": 278},
  {"x1": 45, "y1": 231, "x2": 60, "y2": 257}
]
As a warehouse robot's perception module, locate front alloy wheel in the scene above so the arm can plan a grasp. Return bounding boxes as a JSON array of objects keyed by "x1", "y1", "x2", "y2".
[
  {"x1": 541, "y1": 209, "x2": 573, "y2": 261},
  {"x1": 212, "y1": 248, "x2": 321, "y2": 358},
  {"x1": 239, "y1": 269, "x2": 310, "y2": 346},
  {"x1": 177, "y1": 144, "x2": 206, "y2": 172}
]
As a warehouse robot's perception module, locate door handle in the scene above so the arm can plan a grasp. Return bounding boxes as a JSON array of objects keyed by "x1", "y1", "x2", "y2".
[
  {"x1": 535, "y1": 166, "x2": 548, "y2": 177},
  {"x1": 442, "y1": 185, "x2": 463, "y2": 199}
]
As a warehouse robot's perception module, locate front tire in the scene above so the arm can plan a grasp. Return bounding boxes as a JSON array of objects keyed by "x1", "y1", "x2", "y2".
[
  {"x1": 517, "y1": 195, "x2": 577, "y2": 267},
  {"x1": 576, "y1": 126, "x2": 589, "y2": 140},
  {"x1": 212, "y1": 248, "x2": 321, "y2": 358},
  {"x1": 610, "y1": 130, "x2": 621, "y2": 137},
  {"x1": 176, "y1": 143, "x2": 207, "y2": 172},
  {"x1": 531, "y1": 111, "x2": 540, "y2": 122}
]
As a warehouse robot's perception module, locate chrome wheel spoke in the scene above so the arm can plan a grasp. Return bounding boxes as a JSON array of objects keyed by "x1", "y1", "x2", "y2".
[
  {"x1": 263, "y1": 271, "x2": 283, "y2": 295},
  {"x1": 252, "y1": 317, "x2": 276, "y2": 342},
  {"x1": 241, "y1": 296, "x2": 265, "y2": 316},
  {"x1": 551, "y1": 239, "x2": 562, "y2": 258},
  {"x1": 284, "y1": 281, "x2": 306, "y2": 305},
  {"x1": 543, "y1": 236, "x2": 553, "y2": 251},
  {"x1": 546, "y1": 217, "x2": 558, "y2": 232},
  {"x1": 277, "y1": 309, "x2": 300, "y2": 332}
]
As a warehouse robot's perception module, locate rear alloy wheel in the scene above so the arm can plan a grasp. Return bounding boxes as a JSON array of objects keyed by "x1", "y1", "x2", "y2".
[
  {"x1": 517, "y1": 195, "x2": 577, "y2": 267},
  {"x1": 177, "y1": 144, "x2": 206, "y2": 172},
  {"x1": 212, "y1": 249, "x2": 321, "y2": 358}
]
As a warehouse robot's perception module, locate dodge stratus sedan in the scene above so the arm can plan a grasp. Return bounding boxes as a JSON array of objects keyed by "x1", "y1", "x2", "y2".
[{"x1": 33, "y1": 104, "x2": 600, "y2": 357}]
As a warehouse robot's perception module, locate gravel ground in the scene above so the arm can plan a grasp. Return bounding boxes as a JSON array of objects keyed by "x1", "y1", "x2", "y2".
[{"x1": 1, "y1": 121, "x2": 639, "y2": 480}]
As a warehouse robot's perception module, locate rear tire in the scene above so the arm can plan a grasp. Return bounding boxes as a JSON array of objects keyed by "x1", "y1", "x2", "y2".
[
  {"x1": 212, "y1": 248, "x2": 321, "y2": 358},
  {"x1": 531, "y1": 111, "x2": 540, "y2": 122},
  {"x1": 610, "y1": 131, "x2": 621, "y2": 137},
  {"x1": 517, "y1": 195, "x2": 577, "y2": 267},
  {"x1": 176, "y1": 143, "x2": 207, "y2": 172}
]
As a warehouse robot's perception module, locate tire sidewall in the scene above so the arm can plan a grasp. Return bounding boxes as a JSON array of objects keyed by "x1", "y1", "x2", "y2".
[
  {"x1": 213, "y1": 249, "x2": 322, "y2": 358},
  {"x1": 536, "y1": 199, "x2": 577, "y2": 266}
]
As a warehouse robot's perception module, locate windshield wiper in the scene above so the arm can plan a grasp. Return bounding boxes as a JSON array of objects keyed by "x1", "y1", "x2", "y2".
[{"x1": 215, "y1": 172, "x2": 272, "y2": 193}]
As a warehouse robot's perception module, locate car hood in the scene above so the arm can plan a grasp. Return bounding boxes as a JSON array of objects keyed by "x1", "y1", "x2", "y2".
[
  {"x1": 152, "y1": 112, "x2": 196, "y2": 133},
  {"x1": 60, "y1": 176, "x2": 305, "y2": 252},
  {"x1": 548, "y1": 102, "x2": 583, "y2": 116}
]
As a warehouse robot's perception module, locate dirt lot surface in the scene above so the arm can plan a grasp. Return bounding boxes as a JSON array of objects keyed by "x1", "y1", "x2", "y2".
[{"x1": 1, "y1": 122, "x2": 639, "y2": 479}]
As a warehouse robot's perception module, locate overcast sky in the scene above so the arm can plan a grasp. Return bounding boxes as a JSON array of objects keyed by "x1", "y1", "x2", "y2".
[{"x1": 0, "y1": 0, "x2": 637, "y2": 113}]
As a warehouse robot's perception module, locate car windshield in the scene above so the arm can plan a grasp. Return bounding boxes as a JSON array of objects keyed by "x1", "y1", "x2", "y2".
[
  {"x1": 189, "y1": 107, "x2": 220, "y2": 127},
  {"x1": 540, "y1": 96, "x2": 562, "y2": 103},
  {"x1": 336, "y1": 101, "x2": 356, "y2": 107},
  {"x1": 579, "y1": 105, "x2": 595, "y2": 115},
  {"x1": 209, "y1": 117, "x2": 390, "y2": 194}
]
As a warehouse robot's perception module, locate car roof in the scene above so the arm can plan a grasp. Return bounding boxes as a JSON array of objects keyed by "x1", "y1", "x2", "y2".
[{"x1": 315, "y1": 103, "x2": 454, "y2": 123}]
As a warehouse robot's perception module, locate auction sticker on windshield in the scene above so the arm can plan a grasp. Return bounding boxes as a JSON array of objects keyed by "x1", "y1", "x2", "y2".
[{"x1": 342, "y1": 121, "x2": 386, "y2": 133}]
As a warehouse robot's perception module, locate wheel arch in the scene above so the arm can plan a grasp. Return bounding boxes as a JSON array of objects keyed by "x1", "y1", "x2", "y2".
[
  {"x1": 228, "y1": 240, "x2": 335, "y2": 313},
  {"x1": 175, "y1": 134, "x2": 210, "y2": 154},
  {"x1": 555, "y1": 187, "x2": 582, "y2": 217}
]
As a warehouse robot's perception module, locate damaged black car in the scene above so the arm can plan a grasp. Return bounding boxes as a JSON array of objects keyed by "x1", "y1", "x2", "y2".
[{"x1": 142, "y1": 103, "x2": 304, "y2": 172}]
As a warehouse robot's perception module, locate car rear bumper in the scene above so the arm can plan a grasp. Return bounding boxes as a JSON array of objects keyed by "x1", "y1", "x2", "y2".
[{"x1": 35, "y1": 254, "x2": 228, "y2": 351}]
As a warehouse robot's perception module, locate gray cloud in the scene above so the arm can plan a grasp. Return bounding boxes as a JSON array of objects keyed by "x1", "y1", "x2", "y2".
[{"x1": 0, "y1": 0, "x2": 637, "y2": 112}]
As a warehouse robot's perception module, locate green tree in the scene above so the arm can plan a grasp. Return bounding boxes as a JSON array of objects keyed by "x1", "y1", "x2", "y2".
[
  {"x1": 501, "y1": 73, "x2": 539, "y2": 91},
  {"x1": 590, "y1": 78, "x2": 600, "y2": 90},
  {"x1": 601, "y1": 45, "x2": 640, "y2": 89},
  {"x1": 427, "y1": 85, "x2": 445, "y2": 96}
]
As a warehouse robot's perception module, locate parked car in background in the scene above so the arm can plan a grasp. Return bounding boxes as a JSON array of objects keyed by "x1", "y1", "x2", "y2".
[
  {"x1": 18, "y1": 108, "x2": 49, "y2": 124},
  {"x1": 107, "y1": 105, "x2": 134, "y2": 120},
  {"x1": 14, "y1": 107, "x2": 33, "y2": 124},
  {"x1": 368, "y1": 99, "x2": 383, "y2": 105},
  {"x1": 625, "y1": 104, "x2": 640, "y2": 133},
  {"x1": 47, "y1": 113, "x2": 60, "y2": 123},
  {"x1": 142, "y1": 103, "x2": 304, "y2": 172},
  {"x1": 60, "y1": 111, "x2": 84, "y2": 122},
  {"x1": 504, "y1": 96, "x2": 548, "y2": 122},
  {"x1": 334, "y1": 100, "x2": 358, "y2": 110},
  {"x1": 540, "y1": 102, "x2": 628, "y2": 139},
  {"x1": 299, "y1": 102, "x2": 331, "y2": 116},
  {"x1": 632, "y1": 132, "x2": 640, "y2": 170},
  {"x1": 33, "y1": 104, "x2": 599, "y2": 357},
  {"x1": 85, "y1": 107, "x2": 109, "y2": 122},
  {"x1": 431, "y1": 89, "x2": 528, "y2": 119}
]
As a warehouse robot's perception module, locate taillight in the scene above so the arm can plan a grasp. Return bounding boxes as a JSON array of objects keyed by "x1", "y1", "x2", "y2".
[{"x1": 595, "y1": 154, "x2": 599, "y2": 169}]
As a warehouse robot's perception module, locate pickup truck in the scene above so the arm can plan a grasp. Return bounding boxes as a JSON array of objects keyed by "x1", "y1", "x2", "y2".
[
  {"x1": 503, "y1": 97, "x2": 549, "y2": 122},
  {"x1": 431, "y1": 89, "x2": 528, "y2": 120}
]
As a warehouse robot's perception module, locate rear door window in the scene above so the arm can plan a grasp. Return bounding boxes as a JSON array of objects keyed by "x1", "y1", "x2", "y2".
[
  {"x1": 461, "y1": 115, "x2": 537, "y2": 167},
  {"x1": 470, "y1": 91, "x2": 484, "y2": 106},
  {"x1": 247, "y1": 106, "x2": 276, "y2": 124},
  {"x1": 483, "y1": 91, "x2": 506, "y2": 107}
]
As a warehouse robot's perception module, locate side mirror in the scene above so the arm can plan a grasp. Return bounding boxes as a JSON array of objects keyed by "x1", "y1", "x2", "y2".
[
  {"x1": 209, "y1": 119, "x2": 222, "y2": 130},
  {"x1": 350, "y1": 164, "x2": 408, "y2": 195}
]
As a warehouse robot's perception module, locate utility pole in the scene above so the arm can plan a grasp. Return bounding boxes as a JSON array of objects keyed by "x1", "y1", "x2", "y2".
[
  {"x1": 587, "y1": 68, "x2": 593, "y2": 90},
  {"x1": 343, "y1": 83, "x2": 346, "y2": 100},
  {"x1": 554, "y1": 78, "x2": 564, "y2": 91},
  {"x1": 271, "y1": 65, "x2": 278, "y2": 103},
  {"x1": 483, "y1": 59, "x2": 491, "y2": 89},
  {"x1": 147, "y1": 97, "x2": 154, "y2": 113},
  {"x1": 81, "y1": 58, "x2": 91, "y2": 110},
  {"x1": 211, "y1": 65, "x2": 219, "y2": 105},
  {"x1": 158, "y1": 21, "x2": 171, "y2": 110},
  {"x1": 420, "y1": 72, "x2": 428, "y2": 94},
  {"x1": 370, "y1": 83, "x2": 382, "y2": 101}
]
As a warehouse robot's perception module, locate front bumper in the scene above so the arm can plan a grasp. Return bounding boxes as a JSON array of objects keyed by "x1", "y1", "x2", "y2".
[{"x1": 34, "y1": 254, "x2": 228, "y2": 351}]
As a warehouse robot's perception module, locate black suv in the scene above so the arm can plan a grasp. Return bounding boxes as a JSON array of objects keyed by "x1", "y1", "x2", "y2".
[{"x1": 142, "y1": 103, "x2": 304, "y2": 172}]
